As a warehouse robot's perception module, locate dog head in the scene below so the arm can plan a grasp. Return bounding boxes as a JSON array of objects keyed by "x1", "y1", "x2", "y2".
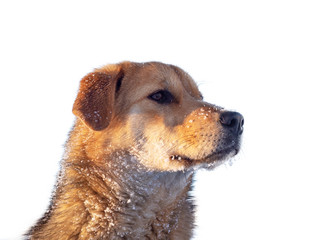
[{"x1": 72, "y1": 62, "x2": 244, "y2": 171}]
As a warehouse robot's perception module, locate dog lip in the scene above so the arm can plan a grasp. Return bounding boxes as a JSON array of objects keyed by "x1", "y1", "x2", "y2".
[
  {"x1": 169, "y1": 155, "x2": 192, "y2": 162},
  {"x1": 169, "y1": 145, "x2": 240, "y2": 164}
]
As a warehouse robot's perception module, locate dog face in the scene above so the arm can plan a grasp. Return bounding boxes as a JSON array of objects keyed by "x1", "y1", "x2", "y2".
[{"x1": 73, "y1": 62, "x2": 243, "y2": 171}]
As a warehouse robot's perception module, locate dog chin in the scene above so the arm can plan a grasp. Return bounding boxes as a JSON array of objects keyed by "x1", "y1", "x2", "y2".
[{"x1": 202, "y1": 148, "x2": 238, "y2": 170}]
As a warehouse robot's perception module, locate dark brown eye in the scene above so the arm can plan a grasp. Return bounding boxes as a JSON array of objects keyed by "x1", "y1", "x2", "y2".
[{"x1": 148, "y1": 90, "x2": 174, "y2": 104}]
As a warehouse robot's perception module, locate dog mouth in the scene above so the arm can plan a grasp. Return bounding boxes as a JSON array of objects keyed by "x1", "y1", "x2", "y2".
[{"x1": 169, "y1": 145, "x2": 240, "y2": 168}]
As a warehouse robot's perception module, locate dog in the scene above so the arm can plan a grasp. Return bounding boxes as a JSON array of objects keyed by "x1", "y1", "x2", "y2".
[{"x1": 26, "y1": 61, "x2": 244, "y2": 239}]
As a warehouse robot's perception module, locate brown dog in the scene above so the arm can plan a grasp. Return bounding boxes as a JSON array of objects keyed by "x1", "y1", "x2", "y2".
[{"x1": 26, "y1": 61, "x2": 244, "y2": 239}]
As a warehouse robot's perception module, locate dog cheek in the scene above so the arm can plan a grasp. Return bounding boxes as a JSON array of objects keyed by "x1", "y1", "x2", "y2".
[{"x1": 127, "y1": 116, "x2": 184, "y2": 170}]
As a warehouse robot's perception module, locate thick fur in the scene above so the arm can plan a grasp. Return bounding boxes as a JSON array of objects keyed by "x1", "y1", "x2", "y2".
[{"x1": 26, "y1": 61, "x2": 243, "y2": 239}]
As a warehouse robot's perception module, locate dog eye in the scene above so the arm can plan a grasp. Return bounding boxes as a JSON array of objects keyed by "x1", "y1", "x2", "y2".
[{"x1": 148, "y1": 90, "x2": 174, "y2": 104}]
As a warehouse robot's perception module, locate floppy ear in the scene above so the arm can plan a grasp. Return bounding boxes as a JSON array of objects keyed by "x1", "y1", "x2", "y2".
[{"x1": 72, "y1": 65, "x2": 124, "y2": 131}]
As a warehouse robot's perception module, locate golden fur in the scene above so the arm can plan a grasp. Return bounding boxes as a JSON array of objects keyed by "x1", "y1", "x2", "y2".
[{"x1": 26, "y1": 61, "x2": 243, "y2": 239}]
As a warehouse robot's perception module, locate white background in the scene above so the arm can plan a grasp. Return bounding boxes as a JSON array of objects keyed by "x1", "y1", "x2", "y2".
[{"x1": 1, "y1": 1, "x2": 312, "y2": 239}]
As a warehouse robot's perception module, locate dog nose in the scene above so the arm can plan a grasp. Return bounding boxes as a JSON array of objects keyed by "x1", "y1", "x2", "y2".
[{"x1": 220, "y1": 111, "x2": 244, "y2": 135}]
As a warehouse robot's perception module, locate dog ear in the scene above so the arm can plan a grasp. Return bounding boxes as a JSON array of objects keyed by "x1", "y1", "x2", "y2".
[{"x1": 72, "y1": 65, "x2": 124, "y2": 131}]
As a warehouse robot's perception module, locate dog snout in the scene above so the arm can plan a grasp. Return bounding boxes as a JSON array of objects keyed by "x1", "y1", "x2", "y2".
[{"x1": 220, "y1": 111, "x2": 244, "y2": 135}]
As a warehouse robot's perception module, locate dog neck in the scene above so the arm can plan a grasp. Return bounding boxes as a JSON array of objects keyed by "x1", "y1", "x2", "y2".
[{"x1": 67, "y1": 152, "x2": 194, "y2": 238}]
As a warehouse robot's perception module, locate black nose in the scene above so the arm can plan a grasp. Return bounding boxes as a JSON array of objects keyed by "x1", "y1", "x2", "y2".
[{"x1": 220, "y1": 111, "x2": 244, "y2": 135}]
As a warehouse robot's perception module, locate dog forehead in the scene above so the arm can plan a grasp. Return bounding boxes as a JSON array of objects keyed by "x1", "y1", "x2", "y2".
[
  {"x1": 168, "y1": 64, "x2": 202, "y2": 98},
  {"x1": 125, "y1": 62, "x2": 201, "y2": 98}
]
